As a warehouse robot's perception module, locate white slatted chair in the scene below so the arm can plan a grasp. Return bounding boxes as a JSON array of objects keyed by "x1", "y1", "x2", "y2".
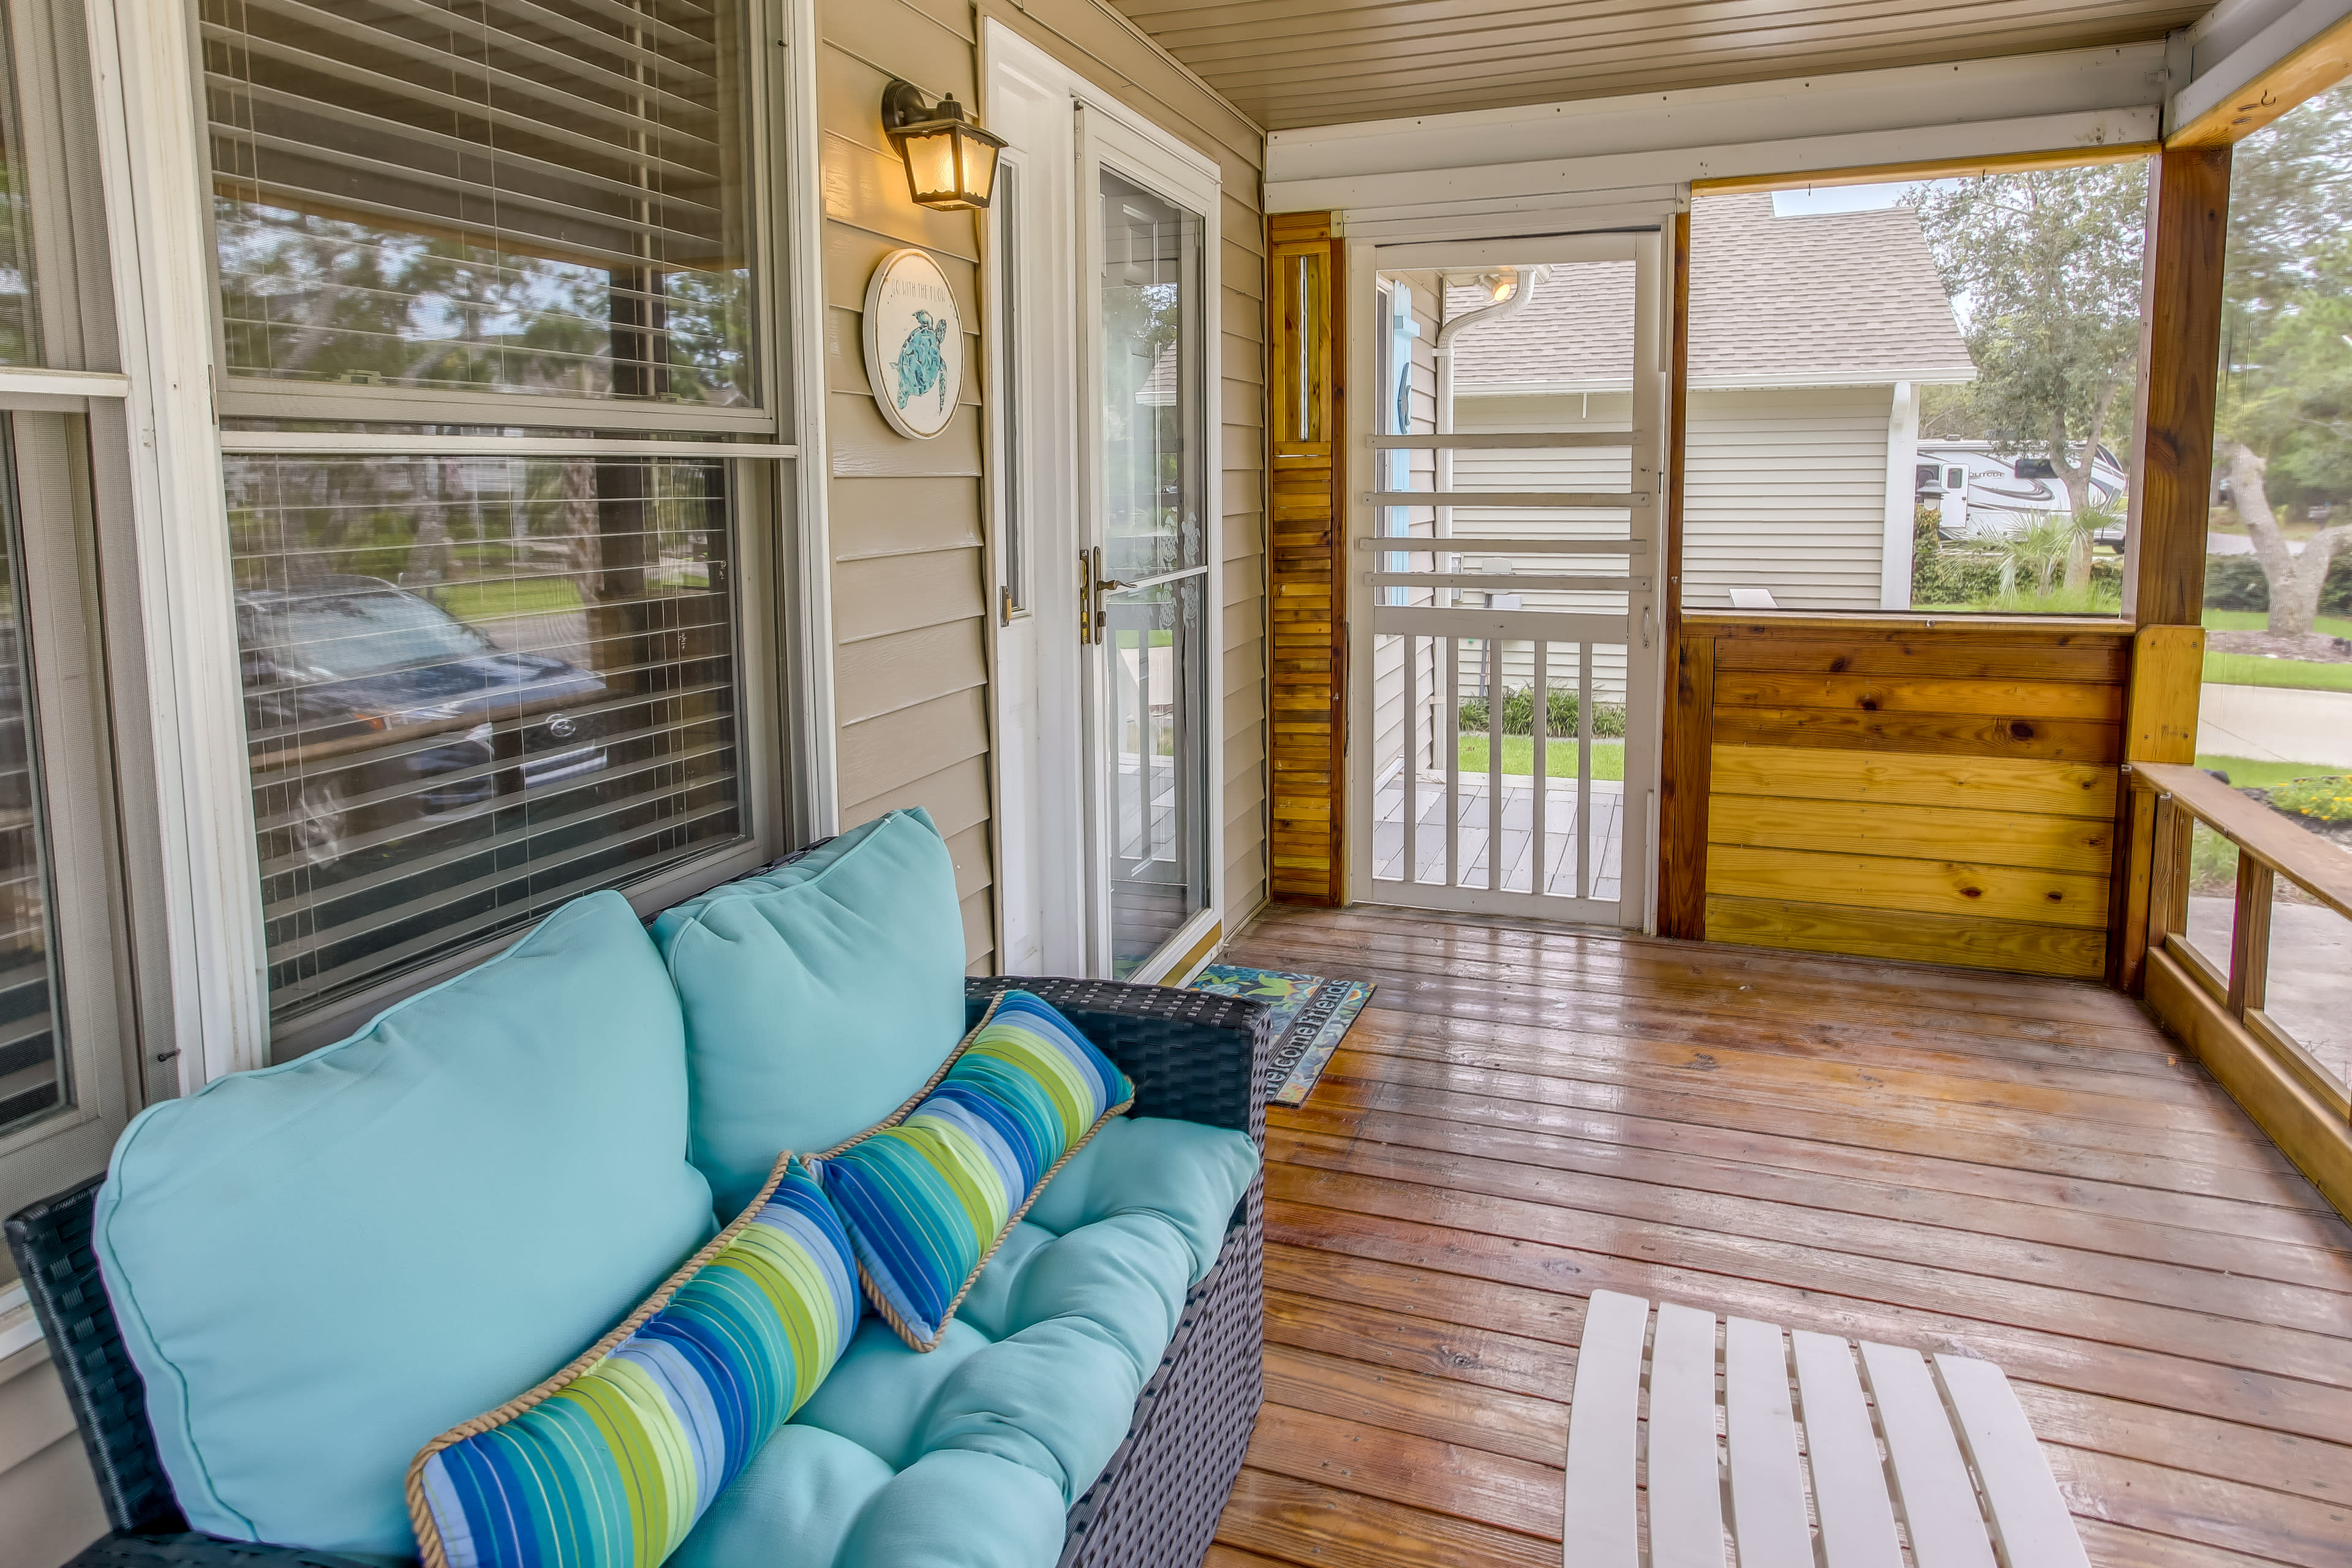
[{"x1": 1564, "y1": 1291, "x2": 2089, "y2": 1568}]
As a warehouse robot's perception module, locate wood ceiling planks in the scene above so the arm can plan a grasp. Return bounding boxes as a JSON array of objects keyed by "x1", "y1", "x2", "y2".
[{"x1": 1109, "y1": 0, "x2": 2205, "y2": 130}]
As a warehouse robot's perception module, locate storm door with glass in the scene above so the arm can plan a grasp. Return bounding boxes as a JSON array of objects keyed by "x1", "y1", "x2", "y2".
[{"x1": 1080, "y1": 116, "x2": 1218, "y2": 979}]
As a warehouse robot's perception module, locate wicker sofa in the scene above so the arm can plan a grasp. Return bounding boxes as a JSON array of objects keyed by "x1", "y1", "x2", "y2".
[{"x1": 7, "y1": 927, "x2": 1270, "y2": 1568}]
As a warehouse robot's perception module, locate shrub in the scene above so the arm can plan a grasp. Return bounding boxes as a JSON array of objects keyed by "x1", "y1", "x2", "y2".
[
  {"x1": 1457, "y1": 685, "x2": 1626, "y2": 738},
  {"x1": 2269, "y1": 775, "x2": 2352, "y2": 823},
  {"x1": 2204, "y1": 551, "x2": 2352, "y2": 616},
  {"x1": 1913, "y1": 549, "x2": 2005, "y2": 605}
]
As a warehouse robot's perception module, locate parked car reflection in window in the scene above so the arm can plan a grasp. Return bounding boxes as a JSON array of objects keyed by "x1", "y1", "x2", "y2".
[
  {"x1": 230, "y1": 451, "x2": 744, "y2": 1025},
  {"x1": 241, "y1": 578, "x2": 611, "y2": 867}
]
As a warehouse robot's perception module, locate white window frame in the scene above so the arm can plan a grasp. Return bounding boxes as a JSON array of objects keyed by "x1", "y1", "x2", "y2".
[
  {"x1": 76, "y1": 0, "x2": 835, "y2": 1084},
  {"x1": 0, "y1": 0, "x2": 149, "y2": 1221}
]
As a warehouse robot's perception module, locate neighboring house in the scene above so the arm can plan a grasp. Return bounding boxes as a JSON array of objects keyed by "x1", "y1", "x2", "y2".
[{"x1": 1447, "y1": 191, "x2": 1978, "y2": 612}]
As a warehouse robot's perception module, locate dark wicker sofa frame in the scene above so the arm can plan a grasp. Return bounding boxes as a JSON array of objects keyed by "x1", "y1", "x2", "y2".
[{"x1": 6, "y1": 974, "x2": 1270, "y2": 1568}]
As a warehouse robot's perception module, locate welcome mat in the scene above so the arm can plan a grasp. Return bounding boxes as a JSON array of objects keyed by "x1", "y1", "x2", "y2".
[{"x1": 1186, "y1": 965, "x2": 1374, "y2": 1106}]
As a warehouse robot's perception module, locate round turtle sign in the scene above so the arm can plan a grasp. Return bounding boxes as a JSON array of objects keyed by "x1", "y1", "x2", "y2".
[{"x1": 861, "y1": 247, "x2": 963, "y2": 440}]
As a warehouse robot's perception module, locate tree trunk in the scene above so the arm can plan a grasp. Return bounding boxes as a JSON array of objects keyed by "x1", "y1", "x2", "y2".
[
  {"x1": 2219, "y1": 439, "x2": 2351, "y2": 636},
  {"x1": 2053, "y1": 379, "x2": 2122, "y2": 595},
  {"x1": 408, "y1": 463, "x2": 456, "y2": 588}
]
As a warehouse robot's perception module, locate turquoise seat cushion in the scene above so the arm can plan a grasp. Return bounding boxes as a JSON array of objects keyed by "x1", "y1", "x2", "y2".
[
  {"x1": 654, "y1": 809, "x2": 968, "y2": 1218},
  {"x1": 680, "y1": 1115, "x2": 1259, "y2": 1568},
  {"x1": 93, "y1": 891, "x2": 714, "y2": 1558},
  {"x1": 672, "y1": 1441, "x2": 1065, "y2": 1568}
]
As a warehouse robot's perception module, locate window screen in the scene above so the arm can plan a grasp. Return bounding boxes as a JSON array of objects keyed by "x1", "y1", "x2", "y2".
[
  {"x1": 0, "y1": 421, "x2": 64, "y2": 1136},
  {"x1": 231, "y1": 451, "x2": 743, "y2": 1021},
  {"x1": 0, "y1": 9, "x2": 34, "y2": 367},
  {"x1": 202, "y1": 0, "x2": 752, "y2": 402}
]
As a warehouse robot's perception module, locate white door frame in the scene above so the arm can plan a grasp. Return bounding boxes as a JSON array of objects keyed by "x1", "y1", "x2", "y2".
[
  {"x1": 1343, "y1": 229, "x2": 1670, "y2": 929},
  {"x1": 982, "y1": 20, "x2": 1223, "y2": 982},
  {"x1": 983, "y1": 30, "x2": 1084, "y2": 977}
]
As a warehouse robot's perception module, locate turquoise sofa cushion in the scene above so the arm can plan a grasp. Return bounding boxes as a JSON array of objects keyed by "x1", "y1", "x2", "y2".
[
  {"x1": 93, "y1": 891, "x2": 714, "y2": 1558},
  {"x1": 815, "y1": 991, "x2": 1134, "y2": 1350},
  {"x1": 681, "y1": 1114, "x2": 1259, "y2": 1568},
  {"x1": 654, "y1": 809, "x2": 968, "y2": 1218}
]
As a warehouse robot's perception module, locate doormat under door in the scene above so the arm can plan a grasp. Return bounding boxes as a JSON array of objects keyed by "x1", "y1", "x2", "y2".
[{"x1": 1186, "y1": 965, "x2": 1374, "y2": 1106}]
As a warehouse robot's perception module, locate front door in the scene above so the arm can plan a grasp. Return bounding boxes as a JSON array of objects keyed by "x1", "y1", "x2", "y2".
[
  {"x1": 984, "y1": 26, "x2": 1222, "y2": 982},
  {"x1": 1348, "y1": 233, "x2": 1668, "y2": 925}
]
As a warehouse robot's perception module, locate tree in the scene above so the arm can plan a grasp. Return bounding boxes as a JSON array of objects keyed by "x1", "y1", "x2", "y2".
[
  {"x1": 1911, "y1": 164, "x2": 2148, "y2": 589},
  {"x1": 2214, "y1": 87, "x2": 2352, "y2": 636}
]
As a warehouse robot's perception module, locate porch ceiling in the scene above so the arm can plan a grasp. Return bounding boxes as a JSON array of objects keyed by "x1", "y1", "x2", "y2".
[{"x1": 1108, "y1": 0, "x2": 2209, "y2": 131}]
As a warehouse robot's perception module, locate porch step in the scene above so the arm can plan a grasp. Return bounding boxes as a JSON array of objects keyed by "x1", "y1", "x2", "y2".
[{"x1": 1564, "y1": 1289, "x2": 2089, "y2": 1568}]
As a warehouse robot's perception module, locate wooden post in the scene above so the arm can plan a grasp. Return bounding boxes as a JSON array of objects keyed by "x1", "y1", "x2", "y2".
[
  {"x1": 2113, "y1": 148, "x2": 2228, "y2": 987},
  {"x1": 2228, "y1": 854, "x2": 2275, "y2": 1017},
  {"x1": 2124, "y1": 145, "x2": 2230, "y2": 630},
  {"x1": 1657, "y1": 631, "x2": 1711, "y2": 940},
  {"x1": 1657, "y1": 209, "x2": 1698, "y2": 937},
  {"x1": 1267, "y1": 214, "x2": 1346, "y2": 905}
]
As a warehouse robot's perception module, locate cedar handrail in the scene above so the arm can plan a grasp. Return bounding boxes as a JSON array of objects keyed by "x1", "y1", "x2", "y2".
[
  {"x1": 2127, "y1": 760, "x2": 2351, "y2": 1131},
  {"x1": 2127, "y1": 761, "x2": 2352, "y2": 921}
]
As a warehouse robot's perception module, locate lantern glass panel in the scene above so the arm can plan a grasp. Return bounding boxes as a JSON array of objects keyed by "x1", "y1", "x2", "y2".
[
  {"x1": 957, "y1": 134, "x2": 999, "y2": 207},
  {"x1": 901, "y1": 129, "x2": 960, "y2": 203}
]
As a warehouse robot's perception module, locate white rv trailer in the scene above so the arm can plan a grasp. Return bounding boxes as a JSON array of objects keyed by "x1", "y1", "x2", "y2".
[{"x1": 1915, "y1": 440, "x2": 2130, "y2": 548}]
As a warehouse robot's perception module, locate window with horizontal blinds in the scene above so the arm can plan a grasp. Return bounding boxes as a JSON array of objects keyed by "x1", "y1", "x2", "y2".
[
  {"x1": 202, "y1": 0, "x2": 753, "y2": 404},
  {"x1": 230, "y1": 451, "x2": 744, "y2": 1021},
  {"x1": 0, "y1": 421, "x2": 65, "y2": 1136}
]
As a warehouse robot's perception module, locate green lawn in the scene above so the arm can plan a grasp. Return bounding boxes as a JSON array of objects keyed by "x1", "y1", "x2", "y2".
[
  {"x1": 1457, "y1": 736, "x2": 1626, "y2": 780},
  {"x1": 1914, "y1": 583, "x2": 2124, "y2": 616},
  {"x1": 2195, "y1": 753, "x2": 2346, "y2": 787},
  {"x1": 2203, "y1": 652, "x2": 2352, "y2": 692},
  {"x1": 2200, "y1": 608, "x2": 2352, "y2": 639},
  {"x1": 435, "y1": 577, "x2": 584, "y2": 623}
]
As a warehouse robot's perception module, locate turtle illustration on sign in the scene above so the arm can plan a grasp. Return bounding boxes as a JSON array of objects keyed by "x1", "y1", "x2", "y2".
[
  {"x1": 891, "y1": 311, "x2": 951, "y2": 415},
  {"x1": 862, "y1": 249, "x2": 961, "y2": 440}
]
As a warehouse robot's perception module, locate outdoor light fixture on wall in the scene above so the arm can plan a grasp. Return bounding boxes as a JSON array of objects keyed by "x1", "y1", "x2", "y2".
[{"x1": 881, "y1": 79, "x2": 1005, "y2": 210}]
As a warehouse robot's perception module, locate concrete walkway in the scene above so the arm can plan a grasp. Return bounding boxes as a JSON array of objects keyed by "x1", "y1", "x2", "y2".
[
  {"x1": 2197, "y1": 683, "x2": 2352, "y2": 771},
  {"x1": 2187, "y1": 895, "x2": 2351, "y2": 1091}
]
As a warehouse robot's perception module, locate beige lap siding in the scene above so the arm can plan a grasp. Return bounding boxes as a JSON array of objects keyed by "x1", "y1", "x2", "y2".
[
  {"x1": 1683, "y1": 385, "x2": 1899, "y2": 613},
  {"x1": 1455, "y1": 385, "x2": 1898, "y2": 624},
  {"x1": 0, "y1": 1343, "x2": 107, "y2": 1568},
  {"x1": 820, "y1": 0, "x2": 1270, "y2": 971}
]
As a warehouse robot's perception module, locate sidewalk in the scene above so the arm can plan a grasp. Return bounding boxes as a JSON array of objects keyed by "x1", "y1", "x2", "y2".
[
  {"x1": 2197, "y1": 683, "x2": 2352, "y2": 771},
  {"x1": 2187, "y1": 895, "x2": 2351, "y2": 1091}
]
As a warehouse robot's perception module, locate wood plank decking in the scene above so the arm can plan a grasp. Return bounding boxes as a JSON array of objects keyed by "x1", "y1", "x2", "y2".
[{"x1": 1207, "y1": 903, "x2": 2352, "y2": 1568}]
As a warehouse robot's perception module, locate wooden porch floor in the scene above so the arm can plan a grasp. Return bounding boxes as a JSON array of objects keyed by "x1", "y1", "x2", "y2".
[{"x1": 1205, "y1": 903, "x2": 2352, "y2": 1568}]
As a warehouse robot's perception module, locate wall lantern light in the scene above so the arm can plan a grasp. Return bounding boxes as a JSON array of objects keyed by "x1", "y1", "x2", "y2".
[{"x1": 881, "y1": 79, "x2": 1005, "y2": 210}]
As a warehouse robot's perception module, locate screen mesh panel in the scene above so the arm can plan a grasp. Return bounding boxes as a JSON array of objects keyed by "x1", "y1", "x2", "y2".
[
  {"x1": 230, "y1": 451, "x2": 743, "y2": 1020},
  {"x1": 0, "y1": 420, "x2": 64, "y2": 1134},
  {"x1": 203, "y1": 0, "x2": 753, "y2": 402}
]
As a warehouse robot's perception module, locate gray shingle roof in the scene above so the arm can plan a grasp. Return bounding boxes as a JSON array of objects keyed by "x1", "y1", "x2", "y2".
[{"x1": 1450, "y1": 192, "x2": 1977, "y2": 393}]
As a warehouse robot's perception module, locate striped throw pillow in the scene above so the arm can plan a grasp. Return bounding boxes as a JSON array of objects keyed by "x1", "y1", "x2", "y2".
[
  {"x1": 812, "y1": 990, "x2": 1135, "y2": 1351},
  {"x1": 406, "y1": 1155, "x2": 859, "y2": 1568}
]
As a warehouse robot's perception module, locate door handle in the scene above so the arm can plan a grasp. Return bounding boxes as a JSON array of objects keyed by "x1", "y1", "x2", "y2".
[{"x1": 1085, "y1": 546, "x2": 1133, "y2": 643}]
